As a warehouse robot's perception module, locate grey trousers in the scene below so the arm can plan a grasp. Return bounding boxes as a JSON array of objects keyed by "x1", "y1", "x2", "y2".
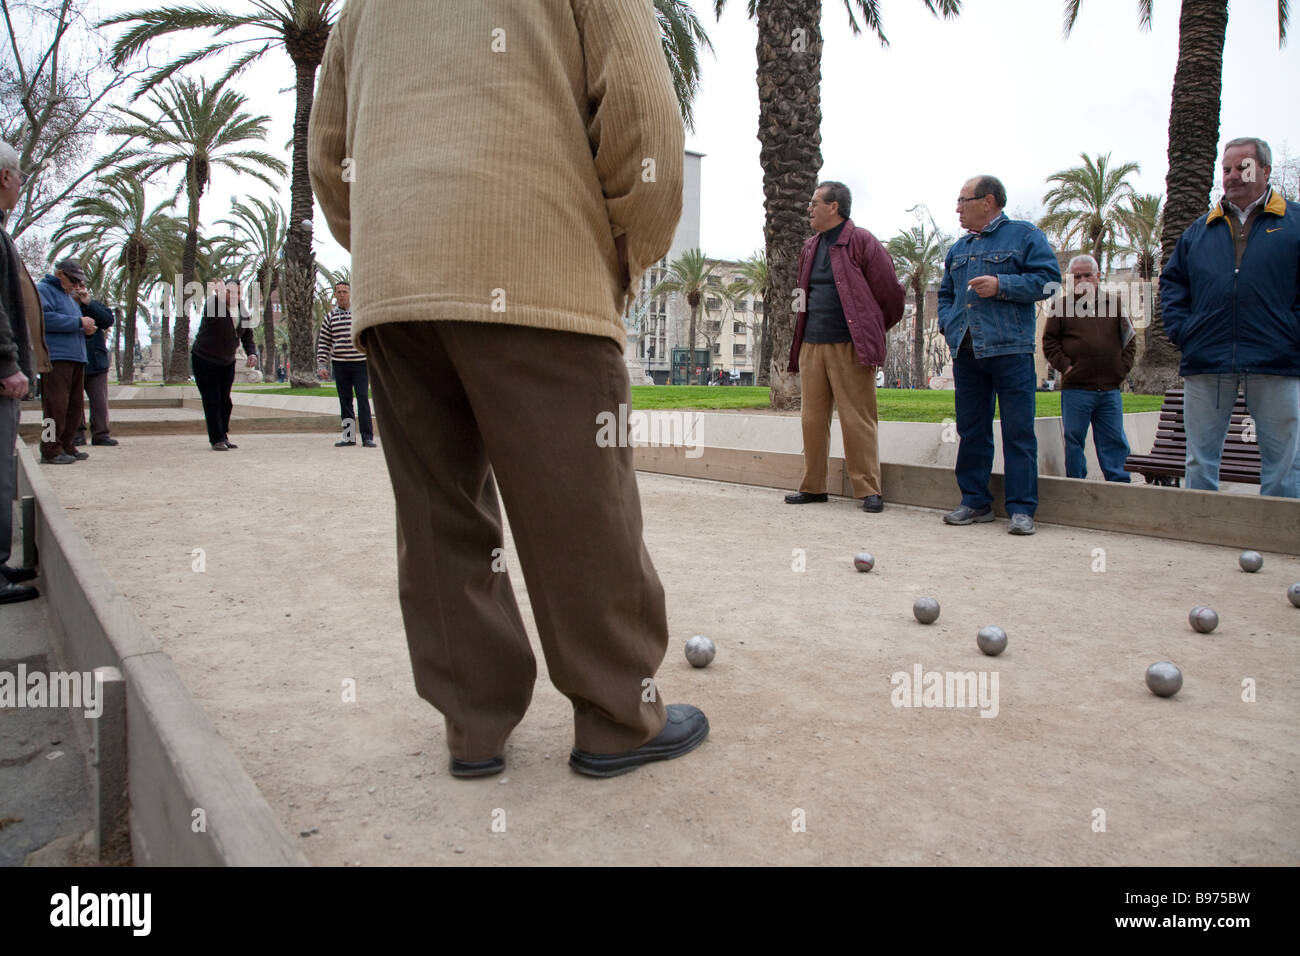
[{"x1": 1, "y1": 396, "x2": 18, "y2": 567}]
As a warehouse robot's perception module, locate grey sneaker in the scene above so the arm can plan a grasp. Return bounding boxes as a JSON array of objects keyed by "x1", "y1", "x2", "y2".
[
  {"x1": 943, "y1": 504, "x2": 995, "y2": 525},
  {"x1": 1008, "y1": 513, "x2": 1036, "y2": 535}
]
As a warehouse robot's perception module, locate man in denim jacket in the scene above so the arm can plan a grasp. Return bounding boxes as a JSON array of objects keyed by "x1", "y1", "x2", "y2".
[{"x1": 937, "y1": 175, "x2": 1061, "y2": 534}]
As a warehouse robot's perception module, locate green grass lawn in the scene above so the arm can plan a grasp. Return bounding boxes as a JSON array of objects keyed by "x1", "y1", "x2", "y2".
[{"x1": 235, "y1": 385, "x2": 1166, "y2": 421}]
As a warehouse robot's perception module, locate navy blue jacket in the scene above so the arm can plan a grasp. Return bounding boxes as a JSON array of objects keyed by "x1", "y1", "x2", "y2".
[
  {"x1": 938, "y1": 213, "x2": 1061, "y2": 358},
  {"x1": 84, "y1": 300, "x2": 114, "y2": 375},
  {"x1": 1160, "y1": 189, "x2": 1300, "y2": 377}
]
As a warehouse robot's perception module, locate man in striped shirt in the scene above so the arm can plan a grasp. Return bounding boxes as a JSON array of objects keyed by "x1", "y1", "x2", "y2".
[{"x1": 317, "y1": 281, "x2": 375, "y2": 447}]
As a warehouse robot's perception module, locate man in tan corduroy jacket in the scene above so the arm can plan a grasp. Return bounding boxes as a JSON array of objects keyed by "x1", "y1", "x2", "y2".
[{"x1": 310, "y1": 0, "x2": 709, "y2": 779}]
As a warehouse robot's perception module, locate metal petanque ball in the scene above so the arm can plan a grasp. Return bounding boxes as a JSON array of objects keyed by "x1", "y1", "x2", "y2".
[
  {"x1": 853, "y1": 552, "x2": 875, "y2": 572},
  {"x1": 684, "y1": 635, "x2": 716, "y2": 668},
  {"x1": 976, "y1": 625, "x2": 1007, "y2": 656},
  {"x1": 1145, "y1": 661, "x2": 1183, "y2": 698},
  {"x1": 1188, "y1": 606, "x2": 1219, "y2": 634},
  {"x1": 1239, "y1": 550, "x2": 1264, "y2": 573},
  {"x1": 913, "y1": 597, "x2": 941, "y2": 625},
  {"x1": 1290, "y1": 583, "x2": 1300, "y2": 608}
]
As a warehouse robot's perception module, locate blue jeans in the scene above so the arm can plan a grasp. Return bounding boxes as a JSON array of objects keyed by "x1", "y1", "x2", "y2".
[
  {"x1": 1183, "y1": 374, "x2": 1300, "y2": 498},
  {"x1": 1061, "y1": 389, "x2": 1131, "y2": 482},
  {"x1": 953, "y1": 348, "x2": 1038, "y2": 515}
]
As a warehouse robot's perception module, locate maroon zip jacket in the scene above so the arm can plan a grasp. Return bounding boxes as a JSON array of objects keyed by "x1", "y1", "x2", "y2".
[{"x1": 787, "y1": 218, "x2": 906, "y2": 372}]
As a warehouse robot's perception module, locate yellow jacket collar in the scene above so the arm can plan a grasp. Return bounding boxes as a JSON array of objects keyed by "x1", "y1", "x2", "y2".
[{"x1": 1207, "y1": 188, "x2": 1286, "y2": 225}]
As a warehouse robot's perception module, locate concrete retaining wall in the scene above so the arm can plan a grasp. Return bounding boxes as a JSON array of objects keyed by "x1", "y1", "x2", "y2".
[{"x1": 15, "y1": 441, "x2": 307, "y2": 866}]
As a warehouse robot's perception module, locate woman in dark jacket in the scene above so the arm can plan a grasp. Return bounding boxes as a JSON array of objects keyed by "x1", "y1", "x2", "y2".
[{"x1": 191, "y1": 279, "x2": 257, "y2": 450}]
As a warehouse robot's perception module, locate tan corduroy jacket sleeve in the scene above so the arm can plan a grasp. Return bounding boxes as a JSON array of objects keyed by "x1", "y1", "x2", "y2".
[
  {"x1": 573, "y1": 0, "x2": 683, "y2": 287},
  {"x1": 309, "y1": 22, "x2": 350, "y2": 252}
]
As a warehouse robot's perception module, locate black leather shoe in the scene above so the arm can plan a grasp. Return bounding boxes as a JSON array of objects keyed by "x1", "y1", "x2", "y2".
[
  {"x1": 92, "y1": 437, "x2": 118, "y2": 446},
  {"x1": 67, "y1": 450, "x2": 89, "y2": 460},
  {"x1": 0, "y1": 564, "x2": 37, "y2": 584},
  {"x1": 223, "y1": 440, "x2": 238, "y2": 449},
  {"x1": 335, "y1": 440, "x2": 356, "y2": 447},
  {"x1": 784, "y1": 491, "x2": 828, "y2": 504},
  {"x1": 449, "y1": 755, "x2": 505, "y2": 778},
  {"x1": 40, "y1": 454, "x2": 76, "y2": 464},
  {"x1": 0, "y1": 581, "x2": 38, "y2": 604},
  {"x1": 863, "y1": 494, "x2": 884, "y2": 513},
  {"x1": 362, "y1": 439, "x2": 377, "y2": 448},
  {"x1": 71, "y1": 434, "x2": 86, "y2": 446},
  {"x1": 569, "y1": 704, "x2": 709, "y2": 778}
]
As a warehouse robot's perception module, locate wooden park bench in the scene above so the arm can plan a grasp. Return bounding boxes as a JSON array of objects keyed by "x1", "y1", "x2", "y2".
[{"x1": 1124, "y1": 388, "x2": 1262, "y2": 487}]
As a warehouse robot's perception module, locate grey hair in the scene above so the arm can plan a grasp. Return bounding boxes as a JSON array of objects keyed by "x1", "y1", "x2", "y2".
[
  {"x1": 1225, "y1": 137, "x2": 1272, "y2": 168},
  {"x1": 817, "y1": 181, "x2": 852, "y2": 219},
  {"x1": 0, "y1": 141, "x2": 20, "y2": 175},
  {"x1": 971, "y1": 175, "x2": 1007, "y2": 209},
  {"x1": 1067, "y1": 254, "x2": 1099, "y2": 272}
]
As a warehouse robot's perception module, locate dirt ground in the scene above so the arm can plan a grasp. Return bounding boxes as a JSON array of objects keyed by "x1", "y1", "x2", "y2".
[{"x1": 35, "y1": 433, "x2": 1300, "y2": 865}]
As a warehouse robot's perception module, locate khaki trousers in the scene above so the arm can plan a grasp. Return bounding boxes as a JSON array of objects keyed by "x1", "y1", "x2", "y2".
[
  {"x1": 363, "y1": 321, "x2": 668, "y2": 760},
  {"x1": 797, "y1": 342, "x2": 881, "y2": 498}
]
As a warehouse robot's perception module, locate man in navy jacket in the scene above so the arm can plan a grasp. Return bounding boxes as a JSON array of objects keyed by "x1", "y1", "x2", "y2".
[
  {"x1": 74, "y1": 295, "x2": 116, "y2": 447},
  {"x1": 1160, "y1": 136, "x2": 1300, "y2": 498},
  {"x1": 37, "y1": 258, "x2": 95, "y2": 463}
]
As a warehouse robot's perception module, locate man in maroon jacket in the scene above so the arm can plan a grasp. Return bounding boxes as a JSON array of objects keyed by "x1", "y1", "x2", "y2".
[{"x1": 785, "y1": 181, "x2": 906, "y2": 512}]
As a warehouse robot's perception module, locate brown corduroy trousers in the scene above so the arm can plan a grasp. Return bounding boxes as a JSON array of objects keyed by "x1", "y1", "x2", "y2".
[
  {"x1": 363, "y1": 321, "x2": 669, "y2": 761},
  {"x1": 797, "y1": 342, "x2": 882, "y2": 498},
  {"x1": 39, "y1": 361, "x2": 85, "y2": 460}
]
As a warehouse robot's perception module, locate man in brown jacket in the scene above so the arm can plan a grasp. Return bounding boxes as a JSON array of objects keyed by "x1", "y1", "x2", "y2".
[
  {"x1": 309, "y1": 0, "x2": 707, "y2": 779},
  {"x1": 1, "y1": 140, "x2": 40, "y2": 603},
  {"x1": 1041, "y1": 254, "x2": 1136, "y2": 482}
]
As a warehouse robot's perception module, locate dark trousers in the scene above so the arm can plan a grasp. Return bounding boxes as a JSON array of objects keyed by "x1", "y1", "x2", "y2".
[
  {"x1": 953, "y1": 347, "x2": 1039, "y2": 516},
  {"x1": 333, "y1": 360, "x2": 373, "y2": 441},
  {"x1": 78, "y1": 371, "x2": 111, "y2": 441},
  {"x1": 39, "y1": 360, "x2": 85, "y2": 459},
  {"x1": 191, "y1": 352, "x2": 235, "y2": 445},
  {"x1": 363, "y1": 321, "x2": 668, "y2": 760}
]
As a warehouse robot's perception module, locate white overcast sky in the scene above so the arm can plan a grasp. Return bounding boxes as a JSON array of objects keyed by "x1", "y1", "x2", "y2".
[{"x1": 78, "y1": 0, "x2": 1300, "y2": 271}]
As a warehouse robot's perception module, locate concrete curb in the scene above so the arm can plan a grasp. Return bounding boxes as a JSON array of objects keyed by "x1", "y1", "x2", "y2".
[
  {"x1": 15, "y1": 440, "x2": 307, "y2": 866},
  {"x1": 632, "y1": 445, "x2": 1300, "y2": 555}
]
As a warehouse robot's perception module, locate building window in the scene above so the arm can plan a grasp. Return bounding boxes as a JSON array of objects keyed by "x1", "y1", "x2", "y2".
[
  {"x1": 733, "y1": 322, "x2": 746, "y2": 335},
  {"x1": 733, "y1": 343, "x2": 747, "y2": 355},
  {"x1": 712, "y1": 343, "x2": 721, "y2": 356},
  {"x1": 754, "y1": 299, "x2": 764, "y2": 314},
  {"x1": 705, "y1": 296, "x2": 722, "y2": 311}
]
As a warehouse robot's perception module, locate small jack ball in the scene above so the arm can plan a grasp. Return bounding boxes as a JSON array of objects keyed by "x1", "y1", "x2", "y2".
[
  {"x1": 913, "y1": 597, "x2": 940, "y2": 624},
  {"x1": 1188, "y1": 606, "x2": 1219, "y2": 634},
  {"x1": 853, "y1": 552, "x2": 875, "y2": 572},
  {"x1": 1289, "y1": 583, "x2": 1300, "y2": 608},
  {"x1": 1239, "y1": 550, "x2": 1264, "y2": 573},
  {"x1": 1146, "y1": 661, "x2": 1183, "y2": 697},
  {"x1": 684, "y1": 634, "x2": 715, "y2": 668},
  {"x1": 976, "y1": 625, "x2": 1007, "y2": 656}
]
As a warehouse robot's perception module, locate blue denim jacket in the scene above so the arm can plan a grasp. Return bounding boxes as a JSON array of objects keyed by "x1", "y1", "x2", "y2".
[{"x1": 937, "y1": 214, "x2": 1061, "y2": 358}]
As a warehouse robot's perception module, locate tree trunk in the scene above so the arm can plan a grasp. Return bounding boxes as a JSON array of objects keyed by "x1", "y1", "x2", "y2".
[
  {"x1": 167, "y1": 188, "x2": 202, "y2": 383},
  {"x1": 122, "y1": 272, "x2": 141, "y2": 384},
  {"x1": 911, "y1": 276, "x2": 925, "y2": 388},
  {"x1": 757, "y1": 0, "x2": 822, "y2": 410},
  {"x1": 687, "y1": 301, "x2": 698, "y2": 384},
  {"x1": 286, "y1": 59, "x2": 322, "y2": 388},
  {"x1": 260, "y1": 264, "x2": 276, "y2": 382},
  {"x1": 159, "y1": 292, "x2": 172, "y2": 374},
  {"x1": 757, "y1": 309, "x2": 772, "y2": 387},
  {"x1": 112, "y1": 307, "x2": 122, "y2": 381},
  {"x1": 1132, "y1": 0, "x2": 1228, "y2": 395}
]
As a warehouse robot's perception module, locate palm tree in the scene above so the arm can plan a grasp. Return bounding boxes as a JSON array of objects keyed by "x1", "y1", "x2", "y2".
[
  {"x1": 652, "y1": 249, "x2": 715, "y2": 385},
  {"x1": 1063, "y1": 0, "x2": 1289, "y2": 392},
  {"x1": 887, "y1": 224, "x2": 948, "y2": 389},
  {"x1": 726, "y1": 251, "x2": 770, "y2": 385},
  {"x1": 1039, "y1": 152, "x2": 1140, "y2": 271},
  {"x1": 110, "y1": 75, "x2": 286, "y2": 381},
  {"x1": 216, "y1": 196, "x2": 287, "y2": 382},
  {"x1": 48, "y1": 175, "x2": 182, "y2": 384},
  {"x1": 102, "y1": 1, "x2": 714, "y2": 386},
  {"x1": 712, "y1": 0, "x2": 961, "y2": 408},
  {"x1": 1118, "y1": 193, "x2": 1164, "y2": 281}
]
